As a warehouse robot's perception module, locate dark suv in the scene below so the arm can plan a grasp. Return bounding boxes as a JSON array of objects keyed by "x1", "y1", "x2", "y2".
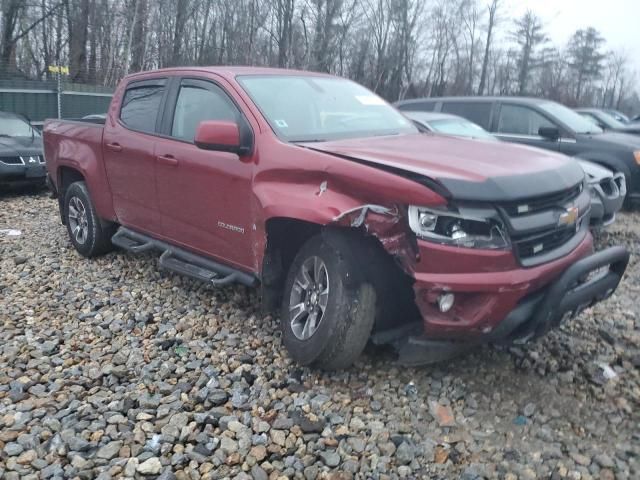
[{"x1": 395, "y1": 97, "x2": 640, "y2": 203}]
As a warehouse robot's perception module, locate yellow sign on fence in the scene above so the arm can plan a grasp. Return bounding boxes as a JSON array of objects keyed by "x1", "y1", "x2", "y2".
[{"x1": 48, "y1": 65, "x2": 69, "y2": 74}]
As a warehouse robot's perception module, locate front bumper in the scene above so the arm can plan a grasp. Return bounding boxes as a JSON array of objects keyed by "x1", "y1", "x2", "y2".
[
  {"x1": 390, "y1": 237, "x2": 629, "y2": 365},
  {"x1": 0, "y1": 158, "x2": 47, "y2": 184},
  {"x1": 588, "y1": 173, "x2": 626, "y2": 227}
]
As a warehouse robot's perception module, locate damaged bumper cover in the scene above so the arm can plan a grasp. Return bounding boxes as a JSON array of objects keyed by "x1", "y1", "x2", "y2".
[{"x1": 389, "y1": 245, "x2": 629, "y2": 366}]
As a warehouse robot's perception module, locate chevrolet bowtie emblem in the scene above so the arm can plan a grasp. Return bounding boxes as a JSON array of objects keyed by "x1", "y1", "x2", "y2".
[{"x1": 558, "y1": 206, "x2": 579, "y2": 227}]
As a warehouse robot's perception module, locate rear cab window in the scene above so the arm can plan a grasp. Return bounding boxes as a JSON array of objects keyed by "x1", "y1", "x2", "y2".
[
  {"x1": 441, "y1": 101, "x2": 492, "y2": 130},
  {"x1": 120, "y1": 79, "x2": 166, "y2": 133}
]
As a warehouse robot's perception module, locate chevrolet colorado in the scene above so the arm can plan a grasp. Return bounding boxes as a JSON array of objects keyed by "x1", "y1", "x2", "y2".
[{"x1": 43, "y1": 67, "x2": 629, "y2": 368}]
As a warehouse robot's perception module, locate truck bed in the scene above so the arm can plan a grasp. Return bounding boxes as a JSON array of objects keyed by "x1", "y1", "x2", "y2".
[{"x1": 43, "y1": 118, "x2": 115, "y2": 221}]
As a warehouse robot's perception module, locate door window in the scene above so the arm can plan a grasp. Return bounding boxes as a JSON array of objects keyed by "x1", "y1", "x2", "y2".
[
  {"x1": 120, "y1": 84, "x2": 165, "y2": 133},
  {"x1": 171, "y1": 82, "x2": 238, "y2": 141},
  {"x1": 497, "y1": 104, "x2": 555, "y2": 136},
  {"x1": 441, "y1": 102, "x2": 492, "y2": 129}
]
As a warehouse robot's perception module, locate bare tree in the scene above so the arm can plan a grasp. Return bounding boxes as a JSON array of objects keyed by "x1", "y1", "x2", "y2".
[
  {"x1": 512, "y1": 10, "x2": 547, "y2": 95},
  {"x1": 477, "y1": 0, "x2": 499, "y2": 95},
  {"x1": 567, "y1": 27, "x2": 605, "y2": 102}
]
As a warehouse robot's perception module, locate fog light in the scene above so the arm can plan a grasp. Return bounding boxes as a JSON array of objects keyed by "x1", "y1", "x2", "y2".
[{"x1": 438, "y1": 293, "x2": 455, "y2": 313}]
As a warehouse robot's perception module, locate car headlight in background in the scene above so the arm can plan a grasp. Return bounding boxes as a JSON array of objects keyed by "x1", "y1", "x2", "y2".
[
  {"x1": 634, "y1": 151, "x2": 640, "y2": 165},
  {"x1": 408, "y1": 206, "x2": 509, "y2": 249}
]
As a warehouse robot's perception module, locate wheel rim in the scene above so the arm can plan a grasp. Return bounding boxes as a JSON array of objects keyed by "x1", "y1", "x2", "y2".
[
  {"x1": 288, "y1": 256, "x2": 330, "y2": 341},
  {"x1": 68, "y1": 196, "x2": 89, "y2": 245}
]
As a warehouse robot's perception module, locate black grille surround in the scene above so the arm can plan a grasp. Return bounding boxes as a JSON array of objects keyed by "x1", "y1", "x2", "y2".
[
  {"x1": 501, "y1": 182, "x2": 583, "y2": 217},
  {"x1": 496, "y1": 182, "x2": 590, "y2": 267}
]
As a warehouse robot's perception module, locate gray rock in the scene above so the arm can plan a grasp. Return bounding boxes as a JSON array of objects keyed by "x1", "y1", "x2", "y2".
[
  {"x1": 319, "y1": 450, "x2": 341, "y2": 467},
  {"x1": 395, "y1": 441, "x2": 415, "y2": 465},
  {"x1": 251, "y1": 465, "x2": 269, "y2": 480},
  {"x1": 137, "y1": 457, "x2": 162, "y2": 474},
  {"x1": 96, "y1": 441, "x2": 122, "y2": 460},
  {"x1": 523, "y1": 403, "x2": 536, "y2": 417},
  {"x1": 3, "y1": 443, "x2": 24, "y2": 456}
]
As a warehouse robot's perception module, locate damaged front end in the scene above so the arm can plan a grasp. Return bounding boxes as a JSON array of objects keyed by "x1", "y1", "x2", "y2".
[
  {"x1": 329, "y1": 199, "x2": 629, "y2": 367},
  {"x1": 331, "y1": 203, "x2": 420, "y2": 269}
]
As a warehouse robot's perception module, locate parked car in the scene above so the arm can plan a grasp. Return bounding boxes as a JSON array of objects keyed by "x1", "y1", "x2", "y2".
[
  {"x1": 0, "y1": 111, "x2": 46, "y2": 187},
  {"x1": 575, "y1": 108, "x2": 640, "y2": 135},
  {"x1": 43, "y1": 68, "x2": 629, "y2": 368},
  {"x1": 405, "y1": 111, "x2": 626, "y2": 227},
  {"x1": 395, "y1": 97, "x2": 640, "y2": 205}
]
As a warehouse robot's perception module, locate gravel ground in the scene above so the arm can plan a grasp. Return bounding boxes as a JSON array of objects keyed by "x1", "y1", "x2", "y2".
[{"x1": 1, "y1": 189, "x2": 638, "y2": 480}]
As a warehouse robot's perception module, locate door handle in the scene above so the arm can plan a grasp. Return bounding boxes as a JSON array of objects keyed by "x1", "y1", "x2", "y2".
[
  {"x1": 157, "y1": 154, "x2": 179, "y2": 166},
  {"x1": 106, "y1": 142, "x2": 122, "y2": 152}
]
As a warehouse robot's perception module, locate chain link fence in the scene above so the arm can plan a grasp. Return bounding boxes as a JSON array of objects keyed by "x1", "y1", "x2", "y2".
[{"x1": 0, "y1": 73, "x2": 114, "y2": 128}]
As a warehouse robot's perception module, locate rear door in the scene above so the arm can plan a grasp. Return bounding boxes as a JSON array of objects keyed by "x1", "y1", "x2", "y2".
[
  {"x1": 154, "y1": 76, "x2": 255, "y2": 271},
  {"x1": 493, "y1": 103, "x2": 561, "y2": 152},
  {"x1": 103, "y1": 78, "x2": 167, "y2": 234}
]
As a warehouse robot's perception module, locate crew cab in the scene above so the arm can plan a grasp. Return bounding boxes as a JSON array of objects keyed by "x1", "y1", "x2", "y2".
[
  {"x1": 396, "y1": 97, "x2": 640, "y2": 205},
  {"x1": 43, "y1": 68, "x2": 629, "y2": 368}
]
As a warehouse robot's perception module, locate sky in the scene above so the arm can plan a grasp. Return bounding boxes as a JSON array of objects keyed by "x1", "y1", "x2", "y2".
[{"x1": 508, "y1": 0, "x2": 640, "y2": 78}]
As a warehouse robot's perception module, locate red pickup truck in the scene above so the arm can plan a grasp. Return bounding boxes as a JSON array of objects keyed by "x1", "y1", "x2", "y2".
[{"x1": 43, "y1": 67, "x2": 629, "y2": 368}]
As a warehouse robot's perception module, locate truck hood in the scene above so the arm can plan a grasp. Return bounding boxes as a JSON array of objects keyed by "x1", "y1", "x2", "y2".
[
  {"x1": 0, "y1": 135, "x2": 43, "y2": 157},
  {"x1": 302, "y1": 133, "x2": 584, "y2": 202}
]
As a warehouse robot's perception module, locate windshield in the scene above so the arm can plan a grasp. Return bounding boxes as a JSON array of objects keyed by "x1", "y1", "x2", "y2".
[
  {"x1": 538, "y1": 102, "x2": 602, "y2": 134},
  {"x1": 0, "y1": 116, "x2": 40, "y2": 138},
  {"x1": 237, "y1": 75, "x2": 417, "y2": 142},
  {"x1": 429, "y1": 118, "x2": 497, "y2": 140}
]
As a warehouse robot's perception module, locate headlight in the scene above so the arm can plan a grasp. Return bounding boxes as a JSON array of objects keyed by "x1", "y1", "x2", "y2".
[
  {"x1": 408, "y1": 206, "x2": 509, "y2": 249},
  {"x1": 634, "y1": 151, "x2": 640, "y2": 165}
]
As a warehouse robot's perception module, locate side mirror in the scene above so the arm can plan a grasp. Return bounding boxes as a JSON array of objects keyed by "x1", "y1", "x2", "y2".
[
  {"x1": 538, "y1": 126, "x2": 560, "y2": 141},
  {"x1": 194, "y1": 120, "x2": 245, "y2": 154}
]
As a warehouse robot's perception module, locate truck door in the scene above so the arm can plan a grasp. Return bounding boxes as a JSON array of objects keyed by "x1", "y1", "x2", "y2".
[
  {"x1": 103, "y1": 78, "x2": 167, "y2": 235},
  {"x1": 154, "y1": 77, "x2": 255, "y2": 271}
]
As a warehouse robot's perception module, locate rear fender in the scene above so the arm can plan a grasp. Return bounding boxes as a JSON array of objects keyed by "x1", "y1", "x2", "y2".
[{"x1": 46, "y1": 120, "x2": 116, "y2": 221}]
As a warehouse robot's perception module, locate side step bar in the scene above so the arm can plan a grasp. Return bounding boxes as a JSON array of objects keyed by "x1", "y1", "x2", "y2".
[{"x1": 111, "y1": 227, "x2": 257, "y2": 287}]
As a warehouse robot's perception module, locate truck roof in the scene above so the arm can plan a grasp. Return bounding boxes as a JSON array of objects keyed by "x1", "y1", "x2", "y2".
[{"x1": 123, "y1": 66, "x2": 335, "y2": 83}]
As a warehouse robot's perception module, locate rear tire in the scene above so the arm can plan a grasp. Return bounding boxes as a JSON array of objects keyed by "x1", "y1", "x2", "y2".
[
  {"x1": 64, "y1": 181, "x2": 116, "y2": 257},
  {"x1": 281, "y1": 230, "x2": 376, "y2": 370}
]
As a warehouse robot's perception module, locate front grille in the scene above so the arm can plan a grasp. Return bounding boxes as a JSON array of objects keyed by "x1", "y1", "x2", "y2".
[
  {"x1": 0, "y1": 156, "x2": 24, "y2": 165},
  {"x1": 513, "y1": 226, "x2": 577, "y2": 259},
  {"x1": 497, "y1": 182, "x2": 585, "y2": 265},
  {"x1": 501, "y1": 183, "x2": 583, "y2": 216}
]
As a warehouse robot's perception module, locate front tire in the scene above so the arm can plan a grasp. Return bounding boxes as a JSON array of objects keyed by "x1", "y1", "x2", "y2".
[
  {"x1": 281, "y1": 230, "x2": 376, "y2": 370},
  {"x1": 64, "y1": 181, "x2": 115, "y2": 257}
]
